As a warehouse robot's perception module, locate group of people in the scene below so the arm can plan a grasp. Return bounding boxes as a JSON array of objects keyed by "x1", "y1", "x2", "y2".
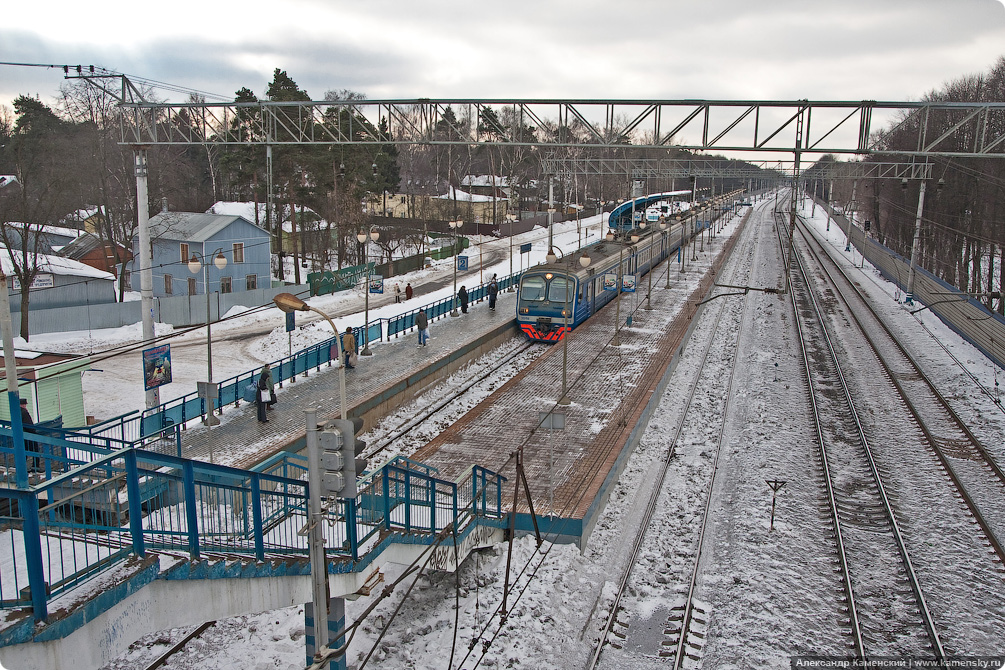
[
  {"x1": 394, "y1": 282, "x2": 414, "y2": 304},
  {"x1": 255, "y1": 274, "x2": 503, "y2": 421},
  {"x1": 456, "y1": 275, "x2": 499, "y2": 315}
]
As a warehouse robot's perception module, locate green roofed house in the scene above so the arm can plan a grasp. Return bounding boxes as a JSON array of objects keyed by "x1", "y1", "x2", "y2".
[{"x1": 0, "y1": 348, "x2": 91, "y2": 428}]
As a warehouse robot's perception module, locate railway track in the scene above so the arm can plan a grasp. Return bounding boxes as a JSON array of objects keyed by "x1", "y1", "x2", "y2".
[
  {"x1": 782, "y1": 206, "x2": 1005, "y2": 655},
  {"x1": 588, "y1": 209, "x2": 758, "y2": 670},
  {"x1": 782, "y1": 210, "x2": 943, "y2": 659},
  {"x1": 363, "y1": 338, "x2": 540, "y2": 462}
]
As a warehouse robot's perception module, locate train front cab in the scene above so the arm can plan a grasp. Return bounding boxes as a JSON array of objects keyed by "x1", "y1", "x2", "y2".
[{"x1": 517, "y1": 271, "x2": 590, "y2": 342}]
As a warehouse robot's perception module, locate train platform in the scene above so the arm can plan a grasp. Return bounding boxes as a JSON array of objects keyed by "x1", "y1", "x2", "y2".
[
  {"x1": 411, "y1": 213, "x2": 749, "y2": 547},
  {"x1": 173, "y1": 288, "x2": 523, "y2": 470}
]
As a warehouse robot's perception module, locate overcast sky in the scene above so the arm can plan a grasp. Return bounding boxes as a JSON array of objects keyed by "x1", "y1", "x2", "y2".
[{"x1": 2, "y1": 0, "x2": 1004, "y2": 115}]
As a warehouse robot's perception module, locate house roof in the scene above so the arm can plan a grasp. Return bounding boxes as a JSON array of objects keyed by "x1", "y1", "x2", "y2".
[
  {"x1": 434, "y1": 187, "x2": 506, "y2": 203},
  {"x1": 148, "y1": 211, "x2": 266, "y2": 243},
  {"x1": 461, "y1": 175, "x2": 510, "y2": 188},
  {"x1": 1, "y1": 246, "x2": 115, "y2": 280}
]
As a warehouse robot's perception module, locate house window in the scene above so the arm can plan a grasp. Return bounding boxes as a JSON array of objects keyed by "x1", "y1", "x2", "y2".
[
  {"x1": 188, "y1": 277, "x2": 197, "y2": 295},
  {"x1": 232, "y1": 242, "x2": 244, "y2": 263},
  {"x1": 180, "y1": 243, "x2": 189, "y2": 263},
  {"x1": 220, "y1": 276, "x2": 232, "y2": 294},
  {"x1": 246, "y1": 274, "x2": 257, "y2": 291},
  {"x1": 164, "y1": 274, "x2": 173, "y2": 295}
]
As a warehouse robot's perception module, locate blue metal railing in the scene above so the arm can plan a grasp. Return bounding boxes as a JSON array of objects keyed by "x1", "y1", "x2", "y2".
[
  {"x1": 0, "y1": 427, "x2": 506, "y2": 621},
  {"x1": 86, "y1": 269, "x2": 521, "y2": 449}
]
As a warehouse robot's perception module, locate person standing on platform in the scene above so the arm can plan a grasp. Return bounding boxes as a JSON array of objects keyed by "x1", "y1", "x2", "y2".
[
  {"x1": 458, "y1": 285, "x2": 468, "y2": 314},
  {"x1": 394, "y1": 283, "x2": 402, "y2": 303},
  {"x1": 488, "y1": 275, "x2": 498, "y2": 311},
  {"x1": 342, "y1": 326, "x2": 357, "y2": 369},
  {"x1": 261, "y1": 363, "x2": 276, "y2": 410},
  {"x1": 256, "y1": 369, "x2": 270, "y2": 423},
  {"x1": 405, "y1": 283, "x2": 413, "y2": 300},
  {"x1": 416, "y1": 308, "x2": 429, "y2": 346}
]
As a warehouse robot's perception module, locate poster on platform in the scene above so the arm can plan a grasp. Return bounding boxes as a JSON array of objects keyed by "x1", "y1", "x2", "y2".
[
  {"x1": 603, "y1": 273, "x2": 618, "y2": 291},
  {"x1": 142, "y1": 344, "x2": 172, "y2": 391},
  {"x1": 622, "y1": 274, "x2": 637, "y2": 292},
  {"x1": 369, "y1": 274, "x2": 384, "y2": 294}
]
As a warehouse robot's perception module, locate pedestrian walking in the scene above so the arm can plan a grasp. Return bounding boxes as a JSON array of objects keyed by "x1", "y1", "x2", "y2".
[
  {"x1": 488, "y1": 275, "x2": 498, "y2": 311},
  {"x1": 458, "y1": 285, "x2": 469, "y2": 314},
  {"x1": 405, "y1": 283, "x2": 413, "y2": 300},
  {"x1": 342, "y1": 326, "x2": 357, "y2": 369},
  {"x1": 416, "y1": 308, "x2": 429, "y2": 346},
  {"x1": 256, "y1": 368, "x2": 270, "y2": 423},
  {"x1": 394, "y1": 283, "x2": 402, "y2": 303},
  {"x1": 261, "y1": 363, "x2": 276, "y2": 409}
]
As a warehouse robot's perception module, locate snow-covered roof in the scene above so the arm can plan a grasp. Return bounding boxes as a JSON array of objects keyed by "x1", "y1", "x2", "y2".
[
  {"x1": 434, "y1": 187, "x2": 506, "y2": 203},
  {"x1": 461, "y1": 175, "x2": 510, "y2": 188},
  {"x1": 149, "y1": 211, "x2": 266, "y2": 242},
  {"x1": 206, "y1": 201, "x2": 269, "y2": 222},
  {"x1": 1, "y1": 246, "x2": 115, "y2": 280}
]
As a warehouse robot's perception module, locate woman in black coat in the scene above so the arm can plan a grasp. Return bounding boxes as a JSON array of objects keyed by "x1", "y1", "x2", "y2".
[{"x1": 458, "y1": 285, "x2": 469, "y2": 313}]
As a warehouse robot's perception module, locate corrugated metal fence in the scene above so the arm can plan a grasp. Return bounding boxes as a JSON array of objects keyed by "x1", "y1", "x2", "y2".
[{"x1": 838, "y1": 210, "x2": 1005, "y2": 370}]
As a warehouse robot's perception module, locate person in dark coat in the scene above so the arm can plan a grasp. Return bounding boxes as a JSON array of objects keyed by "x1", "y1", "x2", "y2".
[
  {"x1": 256, "y1": 369, "x2": 270, "y2": 423},
  {"x1": 458, "y1": 285, "x2": 468, "y2": 313},
  {"x1": 416, "y1": 308, "x2": 429, "y2": 346},
  {"x1": 405, "y1": 283, "x2": 413, "y2": 300},
  {"x1": 261, "y1": 364, "x2": 276, "y2": 409},
  {"x1": 488, "y1": 275, "x2": 499, "y2": 311}
]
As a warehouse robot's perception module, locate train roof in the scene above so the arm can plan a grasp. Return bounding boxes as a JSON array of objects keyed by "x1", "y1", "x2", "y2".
[{"x1": 608, "y1": 191, "x2": 692, "y2": 230}]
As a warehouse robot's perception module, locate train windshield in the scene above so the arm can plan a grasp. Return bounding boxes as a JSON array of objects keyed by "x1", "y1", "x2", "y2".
[
  {"x1": 521, "y1": 276, "x2": 547, "y2": 301},
  {"x1": 549, "y1": 277, "x2": 572, "y2": 302}
]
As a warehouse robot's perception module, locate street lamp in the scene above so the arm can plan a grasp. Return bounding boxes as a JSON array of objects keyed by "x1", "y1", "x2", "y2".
[
  {"x1": 506, "y1": 213, "x2": 518, "y2": 290},
  {"x1": 356, "y1": 227, "x2": 379, "y2": 355},
  {"x1": 273, "y1": 292, "x2": 347, "y2": 420},
  {"x1": 546, "y1": 246, "x2": 591, "y2": 405},
  {"x1": 188, "y1": 248, "x2": 227, "y2": 426},
  {"x1": 659, "y1": 217, "x2": 671, "y2": 289},
  {"x1": 449, "y1": 219, "x2": 463, "y2": 316}
]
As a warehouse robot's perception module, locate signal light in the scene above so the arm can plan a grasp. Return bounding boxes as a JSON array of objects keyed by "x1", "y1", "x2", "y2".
[{"x1": 318, "y1": 417, "x2": 366, "y2": 498}]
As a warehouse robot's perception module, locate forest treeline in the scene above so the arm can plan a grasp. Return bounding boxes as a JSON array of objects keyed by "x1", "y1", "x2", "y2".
[
  {"x1": 807, "y1": 56, "x2": 1005, "y2": 315},
  {"x1": 2, "y1": 61, "x2": 1004, "y2": 325}
]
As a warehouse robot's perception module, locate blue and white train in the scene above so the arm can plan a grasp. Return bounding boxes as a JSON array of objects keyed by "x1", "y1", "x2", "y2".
[{"x1": 516, "y1": 190, "x2": 742, "y2": 342}]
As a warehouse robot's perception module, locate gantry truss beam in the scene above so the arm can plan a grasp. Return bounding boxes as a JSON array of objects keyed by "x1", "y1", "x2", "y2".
[
  {"x1": 541, "y1": 157, "x2": 934, "y2": 180},
  {"x1": 113, "y1": 96, "x2": 1005, "y2": 158}
]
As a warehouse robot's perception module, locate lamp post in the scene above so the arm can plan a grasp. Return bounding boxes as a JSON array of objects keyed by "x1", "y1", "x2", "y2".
[
  {"x1": 273, "y1": 292, "x2": 347, "y2": 420},
  {"x1": 188, "y1": 248, "x2": 228, "y2": 426},
  {"x1": 606, "y1": 230, "x2": 624, "y2": 347},
  {"x1": 356, "y1": 227, "x2": 379, "y2": 355},
  {"x1": 547, "y1": 246, "x2": 591, "y2": 405},
  {"x1": 660, "y1": 217, "x2": 671, "y2": 289},
  {"x1": 449, "y1": 219, "x2": 463, "y2": 316},
  {"x1": 506, "y1": 213, "x2": 517, "y2": 291},
  {"x1": 640, "y1": 220, "x2": 654, "y2": 310}
]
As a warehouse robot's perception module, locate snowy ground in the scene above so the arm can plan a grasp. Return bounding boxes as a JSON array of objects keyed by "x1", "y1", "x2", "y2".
[{"x1": 43, "y1": 196, "x2": 1005, "y2": 669}]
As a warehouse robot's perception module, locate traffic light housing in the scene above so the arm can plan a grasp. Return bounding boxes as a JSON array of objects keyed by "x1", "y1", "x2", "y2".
[{"x1": 318, "y1": 417, "x2": 366, "y2": 498}]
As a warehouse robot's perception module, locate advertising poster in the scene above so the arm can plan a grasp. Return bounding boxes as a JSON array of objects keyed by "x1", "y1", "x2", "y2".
[
  {"x1": 142, "y1": 344, "x2": 172, "y2": 391},
  {"x1": 622, "y1": 274, "x2": 637, "y2": 292},
  {"x1": 369, "y1": 274, "x2": 384, "y2": 294},
  {"x1": 603, "y1": 273, "x2": 618, "y2": 291}
]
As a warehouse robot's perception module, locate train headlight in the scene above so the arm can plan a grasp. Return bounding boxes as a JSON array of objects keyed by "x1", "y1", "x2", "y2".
[{"x1": 519, "y1": 307, "x2": 529, "y2": 314}]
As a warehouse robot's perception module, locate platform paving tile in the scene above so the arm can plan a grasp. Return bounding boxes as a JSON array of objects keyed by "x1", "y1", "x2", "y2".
[
  {"x1": 171, "y1": 291, "x2": 522, "y2": 470},
  {"x1": 411, "y1": 221, "x2": 747, "y2": 524}
]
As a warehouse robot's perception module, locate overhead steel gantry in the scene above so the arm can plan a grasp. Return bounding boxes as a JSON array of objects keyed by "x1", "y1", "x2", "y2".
[
  {"x1": 109, "y1": 96, "x2": 1005, "y2": 158},
  {"x1": 539, "y1": 157, "x2": 934, "y2": 181}
]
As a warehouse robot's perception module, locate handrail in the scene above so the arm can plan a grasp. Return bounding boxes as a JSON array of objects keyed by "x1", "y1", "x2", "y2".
[{"x1": 0, "y1": 426, "x2": 507, "y2": 621}]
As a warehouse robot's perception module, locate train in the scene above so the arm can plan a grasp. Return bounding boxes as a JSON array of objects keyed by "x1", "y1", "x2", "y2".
[{"x1": 516, "y1": 191, "x2": 743, "y2": 342}]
